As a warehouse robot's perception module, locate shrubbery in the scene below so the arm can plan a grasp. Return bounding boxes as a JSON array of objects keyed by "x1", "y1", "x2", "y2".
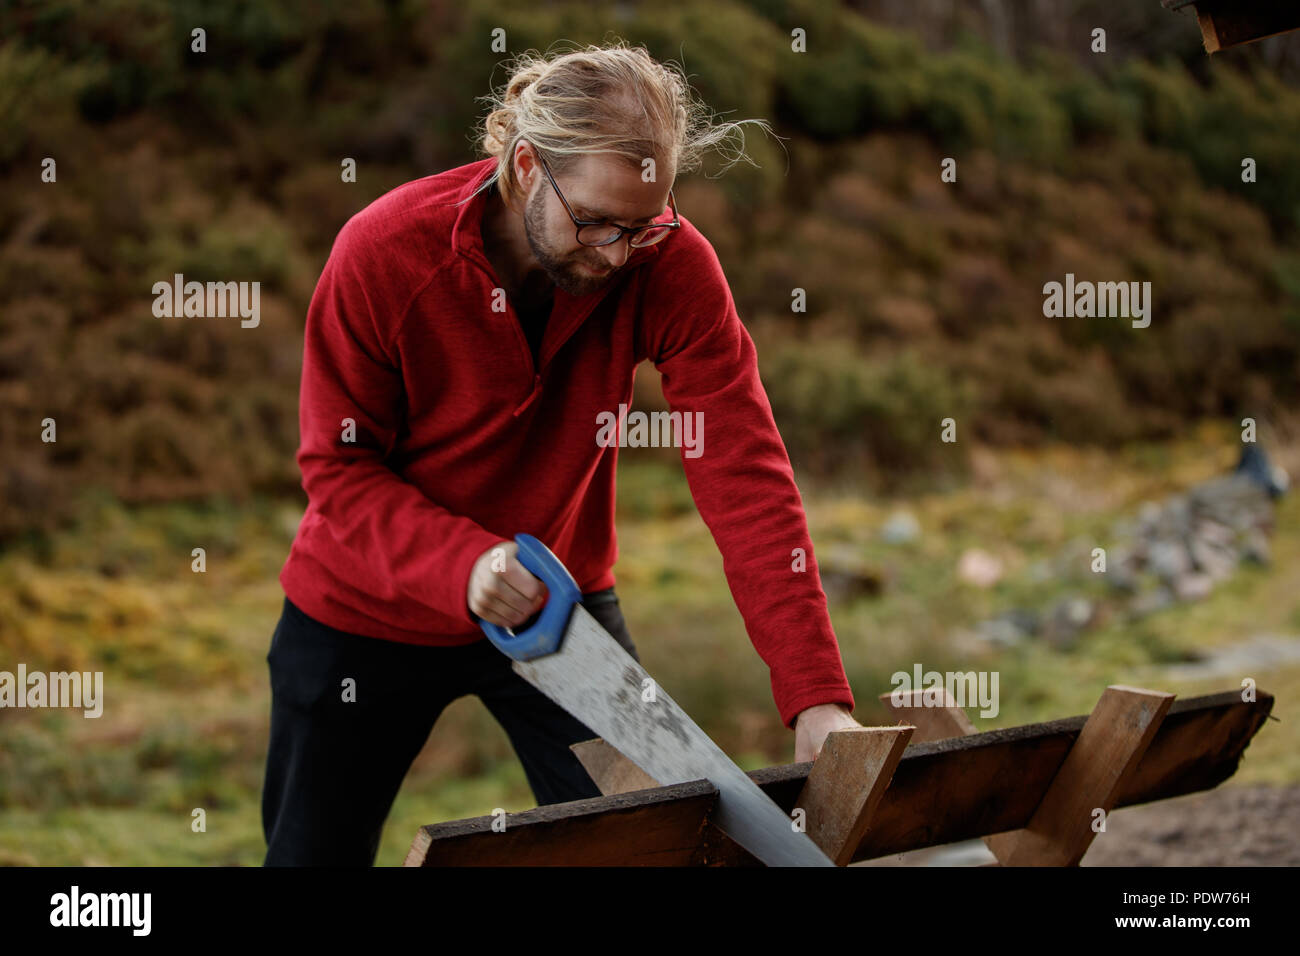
[{"x1": 1, "y1": 0, "x2": 1298, "y2": 534}]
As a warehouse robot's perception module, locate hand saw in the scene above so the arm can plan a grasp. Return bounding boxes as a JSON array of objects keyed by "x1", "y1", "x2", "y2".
[{"x1": 477, "y1": 533, "x2": 835, "y2": 867}]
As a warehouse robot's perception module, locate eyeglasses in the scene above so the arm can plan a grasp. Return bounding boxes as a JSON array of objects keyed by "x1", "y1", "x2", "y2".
[{"x1": 535, "y1": 150, "x2": 679, "y2": 249}]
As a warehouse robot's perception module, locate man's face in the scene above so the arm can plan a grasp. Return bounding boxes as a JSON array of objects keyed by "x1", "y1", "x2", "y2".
[{"x1": 522, "y1": 152, "x2": 672, "y2": 298}]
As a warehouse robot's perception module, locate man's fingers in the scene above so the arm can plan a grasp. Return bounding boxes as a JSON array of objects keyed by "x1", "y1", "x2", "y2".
[
  {"x1": 476, "y1": 576, "x2": 549, "y2": 625},
  {"x1": 501, "y1": 561, "x2": 546, "y2": 604},
  {"x1": 485, "y1": 582, "x2": 535, "y2": 619},
  {"x1": 467, "y1": 544, "x2": 550, "y2": 627},
  {"x1": 488, "y1": 570, "x2": 548, "y2": 618},
  {"x1": 474, "y1": 593, "x2": 529, "y2": 627}
]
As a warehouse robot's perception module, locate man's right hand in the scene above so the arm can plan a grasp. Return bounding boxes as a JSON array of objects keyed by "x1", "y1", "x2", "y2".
[{"x1": 467, "y1": 540, "x2": 548, "y2": 628}]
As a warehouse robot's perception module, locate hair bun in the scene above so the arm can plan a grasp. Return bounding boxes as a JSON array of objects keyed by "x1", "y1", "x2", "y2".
[{"x1": 505, "y1": 65, "x2": 546, "y2": 105}]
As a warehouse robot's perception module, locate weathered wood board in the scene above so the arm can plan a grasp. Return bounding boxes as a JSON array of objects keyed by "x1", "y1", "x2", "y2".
[
  {"x1": 1192, "y1": 0, "x2": 1300, "y2": 52},
  {"x1": 405, "y1": 689, "x2": 1273, "y2": 866}
]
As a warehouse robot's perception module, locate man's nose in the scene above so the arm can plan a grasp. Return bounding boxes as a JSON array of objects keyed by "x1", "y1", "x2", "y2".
[{"x1": 596, "y1": 236, "x2": 630, "y2": 269}]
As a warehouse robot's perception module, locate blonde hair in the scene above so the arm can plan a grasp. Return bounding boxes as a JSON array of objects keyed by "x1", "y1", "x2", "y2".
[{"x1": 461, "y1": 39, "x2": 776, "y2": 209}]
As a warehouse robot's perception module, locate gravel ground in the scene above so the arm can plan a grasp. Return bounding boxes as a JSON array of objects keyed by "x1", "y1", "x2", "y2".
[{"x1": 858, "y1": 785, "x2": 1300, "y2": 866}]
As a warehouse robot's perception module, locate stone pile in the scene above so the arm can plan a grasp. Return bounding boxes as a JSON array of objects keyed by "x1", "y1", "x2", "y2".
[{"x1": 974, "y1": 445, "x2": 1288, "y2": 650}]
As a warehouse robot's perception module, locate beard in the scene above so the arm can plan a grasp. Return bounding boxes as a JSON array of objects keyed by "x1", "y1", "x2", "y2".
[{"x1": 524, "y1": 186, "x2": 615, "y2": 298}]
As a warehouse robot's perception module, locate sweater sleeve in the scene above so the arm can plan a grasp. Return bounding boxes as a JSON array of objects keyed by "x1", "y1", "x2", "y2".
[
  {"x1": 296, "y1": 220, "x2": 506, "y2": 627},
  {"x1": 643, "y1": 227, "x2": 856, "y2": 729}
]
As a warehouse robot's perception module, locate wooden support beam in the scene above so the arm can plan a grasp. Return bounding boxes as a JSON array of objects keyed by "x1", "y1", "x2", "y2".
[
  {"x1": 880, "y1": 687, "x2": 978, "y2": 740},
  {"x1": 998, "y1": 685, "x2": 1174, "y2": 866},
  {"x1": 573, "y1": 731, "x2": 915, "y2": 866},
  {"x1": 405, "y1": 779, "x2": 758, "y2": 866},
  {"x1": 793, "y1": 725, "x2": 913, "y2": 865},
  {"x1": 880, "y1": 688, "x2": 1017, "y2": 862},
  {"x1": 740, "y1": 689, "x2": 1267, "y2": 863},
  {"x1": 571, "y1": 738, "x2": 661, "y2": 794},
  {"x1": 407, "y1": 689, "x2": 1272, "y2": 866},
  {"x1": 1191, "y1": 0, "x2": 1300, "y2": 53}
]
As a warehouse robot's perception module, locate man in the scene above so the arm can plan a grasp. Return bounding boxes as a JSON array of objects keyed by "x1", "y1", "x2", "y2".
[{"x1": 262, "y1": 43, "x2": 859, "y2": 866}]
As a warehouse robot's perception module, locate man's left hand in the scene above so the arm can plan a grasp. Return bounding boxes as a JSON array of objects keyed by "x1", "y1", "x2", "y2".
[{"x1": 794, "y1": 703, "x2": 861, "y2": 762}]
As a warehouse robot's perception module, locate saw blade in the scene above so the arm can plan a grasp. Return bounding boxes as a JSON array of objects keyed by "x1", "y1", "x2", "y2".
[{"x1": 512, "y1": 605, "x2": 835, "y2": 867}]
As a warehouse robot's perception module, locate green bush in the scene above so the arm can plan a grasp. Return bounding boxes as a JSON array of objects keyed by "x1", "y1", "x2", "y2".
[
  {"x1": 2, "y1": 0, "x2": 1300, "y2": 540},
  {"x1": 761, "y1": 341, "x2": 971, "y2": 482}
]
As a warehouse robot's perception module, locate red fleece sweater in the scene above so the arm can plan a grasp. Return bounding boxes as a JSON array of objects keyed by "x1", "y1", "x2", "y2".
[{"x1": 279, "y1": 158, "x2": 855, "y2": 728}]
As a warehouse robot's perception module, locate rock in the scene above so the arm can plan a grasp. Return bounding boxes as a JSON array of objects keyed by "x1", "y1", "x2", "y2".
[
  {"x1": 1241, "y1": 529, "x2": 1271, "y2": 565},
  {"x1": 1104, "y1": 546, "x2": 1140, "y2": 593},
  {"x1": 880, "y1": 510, "x2": 920, "y2": 545},
  {"x1": 1192, "y1": 518, "x2": 1235, "y2": 548},
  {"x1": 978, "y1": 608, "x2": 1039, "y2": 647},
  {"x1": 1161, "y1": 497, "x2": 1193, "y2": 538},
  {"x1": 1200, "y1": 551, "x2": 1239, "y2": 583},
  {"x1": 1129, "y1": 587, "x2": 1175, "y2": 618},
  {"x1": 957, "y1": 548, "x2": 1003, "y2": 588},
  {"x1": 1190, "y1": 528, "x2": 1237, "y2": 580},
  {"x1": 819, "y1": 543, "x2": 885, "y2": 602},
  {"x1": 1157, "y1": 633, "x2": 1300, "y2": 681},
  {"x1": 976, "y1": 619, "x2": 1025, "y2": 647},
  {"x1": 1147, "y1": 540, "x2": 1191, "y2": 583},
  {"x1": 1189, "y1": 474, "x2": 1271, "y2": 533},
  {"x1": 1172, "y1": 572, "x2": 1214, "y2": 602},
  {"x1": 1042, "y1": 597, "x2": 1097, "y2": 649},
  {"x1": 1004, "y1": 606, "x2": 1042, "y2": 636}
]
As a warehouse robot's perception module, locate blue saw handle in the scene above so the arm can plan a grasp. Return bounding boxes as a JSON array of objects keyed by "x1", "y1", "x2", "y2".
[{"x1": 478, "y1": 533, "x2": 583, "y2": 661}]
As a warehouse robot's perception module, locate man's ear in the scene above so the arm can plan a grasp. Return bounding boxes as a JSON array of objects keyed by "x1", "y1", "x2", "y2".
[{"x1": 514, "y1": 140, "x2": 540, "y2": 192}]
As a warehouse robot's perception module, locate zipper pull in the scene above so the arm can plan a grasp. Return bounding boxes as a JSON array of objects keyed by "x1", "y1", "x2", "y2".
[{"x1": 512, "y1": 374, "x2": 542, "y2": 417}]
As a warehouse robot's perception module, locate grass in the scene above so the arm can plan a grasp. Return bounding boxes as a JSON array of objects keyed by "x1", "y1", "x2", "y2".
[{"x1": 0, "y1": 426, "x2": 1295, "y2": 864}]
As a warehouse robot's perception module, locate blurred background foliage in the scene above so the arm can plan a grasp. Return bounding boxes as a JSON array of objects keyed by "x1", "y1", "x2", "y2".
[
  {"x1": 2, "y1": 0, "x2": 1300, "y2": 864},
  {"x1": 2, "y1": 0, "x2": 1299, "y2": 537}
]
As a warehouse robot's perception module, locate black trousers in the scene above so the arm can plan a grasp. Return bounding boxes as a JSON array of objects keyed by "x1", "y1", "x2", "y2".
[{"x1": 261, "y1": 589, "x2": 638, "y2": 866}]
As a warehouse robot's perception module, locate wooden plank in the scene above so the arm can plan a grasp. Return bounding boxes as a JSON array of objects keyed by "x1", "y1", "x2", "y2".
[
  {"x1": 571, "y1": 738, "x2": 661, "y2": 794},
  {"x1": 1120, "y1": 691, "x2": 1268, "y2": 804},
  {"x1": 409, "y1": 689, "x2": 1273, "y2": 865},
  {"x1": 695, "y1": 819, "x2": 765, "y2": 867},
  {"x1": 564, "y1": 738, "x2": 761, "y2": 866},
  {"x1": 880, "y1": 688, "x2": 1017, "y2": 862},
  {"x1": 999, "y1": 686, "x2": 1174, "y2": 866},
  {"x1": 747, "y1": 689, "x2": 1272, "y2": 862},
  {"x1": 405, "y1": 780, "x2": 721, "y2": 866},
  {"x1": 1195, "y1": 1, "x2": 1300, "y2": 52},
  {"x1": 793, "y1": 726, "x2": 913, "y2": 865},
  {"x1": 881, "y1": 687, "x2": 978, "y2": 740}
]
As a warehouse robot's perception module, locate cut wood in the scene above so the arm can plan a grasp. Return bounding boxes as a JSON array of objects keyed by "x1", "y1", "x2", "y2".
[
  {"x1": 793, "y1": 725, "x2": 913, "y2": 865},
  {"x1": 405, "y1": 780, "x2": 756, "y2": 866},
  {"x1": 571, "y1": 738, "x2": 661, "y2": 794},
  {"x1": 880, "y1": 688, "x2": 1017, "y2": 862},
  {"x1": 998, "y1": 685, "x2": 1174, "y2": 866}
]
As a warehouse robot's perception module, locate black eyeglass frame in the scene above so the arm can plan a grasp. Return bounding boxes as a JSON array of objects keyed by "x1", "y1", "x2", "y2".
[{"x1": 534, "y1": 149, "x2": 680, "y2": 249}]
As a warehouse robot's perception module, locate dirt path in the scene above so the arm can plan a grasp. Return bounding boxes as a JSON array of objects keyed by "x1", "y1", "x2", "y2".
[
  {"x1": 1082, "y1": 784, "x2": 1300, "y2": 866},
  {"x1": 858, "y1": 785, "x2": 1300, "y2": 866}
]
